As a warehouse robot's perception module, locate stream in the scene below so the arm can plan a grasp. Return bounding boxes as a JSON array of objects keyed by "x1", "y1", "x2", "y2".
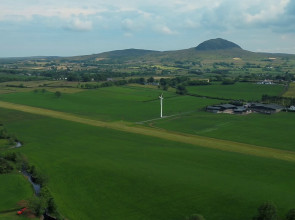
[{"x1": 22, "y1": 170, "x2": 41, "y2": 196}]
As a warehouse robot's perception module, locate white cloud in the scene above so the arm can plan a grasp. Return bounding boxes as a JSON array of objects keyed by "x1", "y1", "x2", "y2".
[
  {"x1": 121, "y1": 18, "x2": 143, "y2": 32},
  {"x1": 1, "y1": 0, "x2": 295, "y2": 56},
  {"x1": 154, "y1": 25, "x2": 176, "y2": 35},
  {"x1": 65, "y1": 18, "x2": 93, "y2": 31},
  {"x1": 244, "y1": 0, "x2": 290, "y2": 24}
]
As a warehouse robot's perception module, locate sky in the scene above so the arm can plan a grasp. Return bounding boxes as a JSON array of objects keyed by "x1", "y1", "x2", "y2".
[{"x1": 0, "y1": 0, "x2": 295, "y2": 57}]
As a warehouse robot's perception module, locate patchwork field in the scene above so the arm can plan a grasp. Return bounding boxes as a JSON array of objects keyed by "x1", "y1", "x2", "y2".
[
  {"x1": 187, "y1": 82, "x2": 285, "y2": 101},
  {"x1": 1, "y1": 108, "x2": 295, "y2": 220},
  {"x1": 1, "y1": 83, "x2": 295, "y2": 220},
  {"x1": 151, "y1": 111, "x2": 295, "y2": 152},
  {"x1": 283, "y1": 82, "x2": 295, "y2": 98},
  {"x1": 0, "y1": 86, "x2": 219, "y2": 122}
]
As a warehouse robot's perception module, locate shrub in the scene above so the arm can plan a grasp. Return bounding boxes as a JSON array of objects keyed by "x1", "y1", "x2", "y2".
[
  {"x1": 222, "y1": 79, "x2": 235, "y2": 85},
  {"x1": 253, "y1": 201, "x2": 278, "y2": 220},
  {"x1": 286, "y1": 209, "x2": 295, "y2": 220},
  {"x1": 55, "y1": 91, "x2": 61, "y2": 98},
  {"x1": 4, "y1": 152, "x2": 17, "y2": 162},
  {"x1": 28, "y1": 197, "x2": 46, "y2": 217},
  {"x1": 176, "y1": 85, "x2": 187, "y2": 95},
  {"x1": 186, "y1": 214, "x2": 206, "y2": 220},
  {"x1": 0, "y1": 158, "x2": 13, "y2": 174}
]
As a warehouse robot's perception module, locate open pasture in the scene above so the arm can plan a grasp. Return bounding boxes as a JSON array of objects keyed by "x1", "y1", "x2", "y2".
[
  {"x1": 187, "y1": 82, "x2": 284, "y2": 101},
  {"x1": 0, "y1": 86, "x2": 219, "y2": 122},
  {"x1": 152, "y1": 111, "x2": 295, "y2": 152},
  {"x1": 1, "y1": 108, "x2": 295, "y2": 220},
  {"x1": 0, "y1": 174, "x2": 33, "y2": 212}
]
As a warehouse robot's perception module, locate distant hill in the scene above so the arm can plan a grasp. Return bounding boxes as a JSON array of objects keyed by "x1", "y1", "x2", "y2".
[
  {"x1": 195, "y1": 38, "x2": 242, "y2": 51},
  {"x1": 96, "y1": 49, "x2": 159, "y2": 58},
  {"x1": 64, "y1": 49, "x2": 160, "y2": 62},
  {"x1": 2, "y1": 38, "x2": 295, "y2": 66}
]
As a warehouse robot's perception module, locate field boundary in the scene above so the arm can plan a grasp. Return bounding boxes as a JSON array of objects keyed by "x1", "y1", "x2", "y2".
[
  {"x1": 136, "y1": 111, "x2": 195, "y2": 124},
  {"x1": 0, "y1": 208, "x2": 19, "y2": 214},
  {"x1": 1, "y1": 100, "x2": 295, "y2": 163}
]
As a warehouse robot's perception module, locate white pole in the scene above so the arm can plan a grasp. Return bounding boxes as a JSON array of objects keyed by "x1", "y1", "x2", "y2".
[
  {"x1": 159, "y1": 94, "x2": 163, "y2": 118},
  {"x1": 160, "y1": 97, "x2": 163, "y2": 118}
]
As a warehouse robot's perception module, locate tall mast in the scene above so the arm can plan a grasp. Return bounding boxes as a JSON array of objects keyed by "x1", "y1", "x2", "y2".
[{"x1": 159, "y1": 93, "x2": 163, "y2": 118}]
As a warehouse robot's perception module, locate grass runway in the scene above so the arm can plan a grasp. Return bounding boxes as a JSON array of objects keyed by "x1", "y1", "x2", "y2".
[{"x1": 1, "y1": 100, "x2": 295, "y2": 163}]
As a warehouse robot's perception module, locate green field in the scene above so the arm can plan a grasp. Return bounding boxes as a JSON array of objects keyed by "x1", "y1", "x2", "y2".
[
  {"x1": 187, "y1": 82, "x2": 284, "y2": 101},
  {"x1": 0, "y1": 174, "x2": 33, "y2": 212},
  {"x1": 1, "y1": 108, "x2": 295, "y2": 220},
  {"x1": 0, "y1": 212, "x2": 36, "y2": 220},
  {"x1": 0, "y1": 86, "x2": 219, "y2": 122},
  {"x1": 283, "y1": 82, "x2": 295, "y2": 98},
  {"x1": 0, "y1": 137, "x2": 34, "y2": 217},
  {"x1": 1, "y1": 83, "x2": 295, "y2": 220},
  {"x1": 151, "y1": 111, "x2": 295, "y2": 152}
]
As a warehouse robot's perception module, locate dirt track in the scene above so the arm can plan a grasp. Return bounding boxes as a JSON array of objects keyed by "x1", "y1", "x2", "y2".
[{"x1": 1, "y1": 100, "x2": 295, "y2": 162}]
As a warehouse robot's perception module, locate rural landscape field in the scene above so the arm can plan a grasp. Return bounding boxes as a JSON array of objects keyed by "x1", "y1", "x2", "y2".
[
  {"x1": 1, "y1": 37, "x2": 295, "y2": 220},
  {"x1": 2, "y1": 1, "x2": 295, "y2": 218}
]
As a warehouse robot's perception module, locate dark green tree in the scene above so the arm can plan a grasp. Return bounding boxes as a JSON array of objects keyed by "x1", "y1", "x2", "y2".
[
  {"x1": 28, "y1": 197, "x2": 46, "y2": 217},
  {"x1": 55, "y1": 91, "x2": 61, "y2": 98},
  {"x1": 0, "y1": 158, "x2": 13, "y2": 174},
  {"x1": 253, "y1": 201, "x2": 278, "y2": 220},
  {"x1": 176, "y1": 85, "x2": 187, "y2": 95},
  {"x1": 147, "y1": 77, "x2": 155, "y2": 83},
  {"x1": 286, "y1": 209, "x2": 295, "y2": 220},
  {"x1": 139, "y1": 77, "x2": 145, "y2": 85}
]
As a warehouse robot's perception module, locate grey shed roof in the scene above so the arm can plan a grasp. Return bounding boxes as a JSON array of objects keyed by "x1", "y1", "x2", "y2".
[{"x1": 218, "y1": 104, "x2": 236, "y2": 109}]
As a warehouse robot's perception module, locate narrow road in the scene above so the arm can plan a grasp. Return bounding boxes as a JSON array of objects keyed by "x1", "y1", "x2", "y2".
[{"x1": 1, "y1": 100, "x2": 295, "y2": 162}]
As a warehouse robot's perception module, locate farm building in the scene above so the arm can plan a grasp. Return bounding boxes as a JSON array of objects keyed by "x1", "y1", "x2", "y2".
[
  {"x1": 233, "y1": 107, "x2": 250, "y2": 114},
  {"x1": 206, "y1": 104, "x2": 245, "y2": 114},
  {"x1": 206, "y1": 103, "x2": 283, "y2": 115},
  {"x1": 249, "y1": 103, "x2": 283, "y2": 114},
  {"x1": 257, "y1": 80, "x2": 274, "y2": 85}
]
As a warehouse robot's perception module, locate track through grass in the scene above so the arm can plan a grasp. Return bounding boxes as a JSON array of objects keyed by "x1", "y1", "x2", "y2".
[{"x1": 1, "y1": 100, "x2": 295, "y2": 162}]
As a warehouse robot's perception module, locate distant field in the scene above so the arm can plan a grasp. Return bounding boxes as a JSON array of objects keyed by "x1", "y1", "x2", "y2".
[
  {"x1": 283, "y1": 82, "x2": 295, "y2": 98},
  {"x1": 187, "y1": 82, "x2": 284, "y2": 101},
  {"x1": 0, "y1": 86, "x2": 219, "y2": 122},
  {"x1": 151, "y1": 111, "x2": 295, "y2": 152},
  {"x1": 1, "y1": 109, "x2": 295, "y2": 220},
  {"x1": 0, "y1": 80, "x2": 83, "y2": 94}
]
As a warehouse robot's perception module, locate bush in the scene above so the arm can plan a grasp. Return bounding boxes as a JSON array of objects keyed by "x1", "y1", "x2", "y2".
[
  {"x1": 176, "y1": 85, "x2": 187, "y2": 95},
  {"x1": 222, "y1": 79, "x2": 235, "y2": 85},
  {"x1": 286, "y1": 209, "x2": 295, "y2": 220},
  {"x1": 55, "y1": 91, "x2": 61, "y2": 98},
  {"x1": 186, "y1": 214, "x2": 206, "y2": 220},
  {"x1": 28, "y1": 197, "x2": 46, "y2": 217},
  {"x1": 0, "y1": 158, "x2": 13, "y2": 174},
  {"x1": 253, "y1": 201, "x2": 278, "y2": 220},
  {"x1": 4, "y1": 152, "x2": 17, "y2": 162},
  {"x1": 0, "y1": 128, "x2": 8, "y2": 139}
]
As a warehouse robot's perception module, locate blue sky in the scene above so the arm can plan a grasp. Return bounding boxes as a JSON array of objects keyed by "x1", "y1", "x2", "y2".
[{"x1": 0, "y1": 0, "x2": 295, "y2": 57}]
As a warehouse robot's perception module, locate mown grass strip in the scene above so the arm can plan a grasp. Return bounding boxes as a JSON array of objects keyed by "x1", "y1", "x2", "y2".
[
  {"x1": 283, "y1": 82, "x2": 295, "y2": 98},
  {"x1": 1, "y1": 100, "x2": 295, "y2": 162}
]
